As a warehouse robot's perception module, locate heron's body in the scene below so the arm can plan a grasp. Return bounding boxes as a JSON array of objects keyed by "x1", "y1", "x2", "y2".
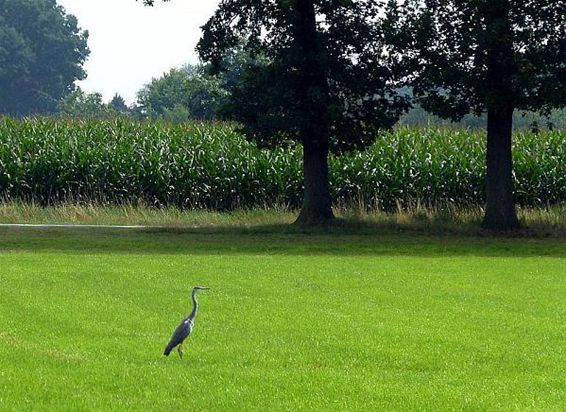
[
  {"x1": 164, "y1": 286, "x2": 209, "y2": 358},
  {"x1": 163, "y1": 318, "x2": 193, "y2": 357}
]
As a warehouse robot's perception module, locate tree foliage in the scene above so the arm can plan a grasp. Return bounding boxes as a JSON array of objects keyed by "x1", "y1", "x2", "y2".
[
  {"x1": 135, "y1": 65, "x2": 228, "y2": 121},
  {"x1": 57, "y1": 88, "x2": 129, "y2": 119},
  {"x1": 197, "y1": 0, "x2": 409, "y2": 154},
  {"x1": 110, "y1": 94, "x2": 129, "y2": 114},
  {"x1": 385, "y1": 0, "x2": 566, "y2": 119},
  {"x1": 0, "y1": 0, "x2": 89, "y2": 115},
  {"x1": 400, "y1": 105, "x2": 566, "y2": 131}
]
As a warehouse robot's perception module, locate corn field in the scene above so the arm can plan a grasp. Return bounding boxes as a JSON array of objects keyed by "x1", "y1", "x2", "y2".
[{"x1": 0, "y1": 117, "x2": 563, "y2": 210}]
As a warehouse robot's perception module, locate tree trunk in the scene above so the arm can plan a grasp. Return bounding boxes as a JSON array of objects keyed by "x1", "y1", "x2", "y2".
[
  {"x1": 295, "y1": 140, "x2": 334, "y2": 225},
  {"x1": 481, "y1": 0, "x2": 520, "y2": 230},
  {"x1": 482, "y1": 107, "x2": 519, "y2": 230},
  {"x1": 291, "y1": 0, "x2": 334, "y2": 225}
]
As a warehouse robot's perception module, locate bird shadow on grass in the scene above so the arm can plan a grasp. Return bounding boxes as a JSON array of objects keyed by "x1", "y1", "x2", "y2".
[{"x1": 0, "y1": 219, "x2": 564, "y2": 258}]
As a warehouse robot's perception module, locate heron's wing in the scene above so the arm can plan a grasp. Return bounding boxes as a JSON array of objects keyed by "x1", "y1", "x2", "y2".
[
  {"x1": 164, "y1": 317, "x2": 195, "y2": 356},
  {"x1": 167, "y1": 319, "x2": 192, "y2": 347}
]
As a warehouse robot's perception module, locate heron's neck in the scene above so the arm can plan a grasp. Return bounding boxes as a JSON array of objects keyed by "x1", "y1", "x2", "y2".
[{"x1": 188, "y1": 291, "x2": 198, "y2": 320}]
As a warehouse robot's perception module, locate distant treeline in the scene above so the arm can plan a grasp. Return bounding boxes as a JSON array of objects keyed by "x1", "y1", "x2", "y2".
[
  {"x1": 400, "y1": 106, "x2": 566, "y2": 131},
  {"x1": 53, "y1": 63, "x2": 566, "y2": 131}
]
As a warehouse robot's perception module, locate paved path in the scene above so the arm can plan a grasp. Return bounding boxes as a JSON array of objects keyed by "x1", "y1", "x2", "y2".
[{"x1": 0, "y1": 223, "x2": 150, "y2": 229}]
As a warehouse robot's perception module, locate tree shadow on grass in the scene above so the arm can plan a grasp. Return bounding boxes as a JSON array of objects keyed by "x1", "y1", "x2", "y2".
[{"x1": 0, "y1": 220, "x2": 564, "y2": 258}]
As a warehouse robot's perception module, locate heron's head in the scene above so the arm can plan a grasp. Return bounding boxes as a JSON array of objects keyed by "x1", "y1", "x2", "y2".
[{"x1": 193, "y1": 286, "x2": 210, "y2": 294}]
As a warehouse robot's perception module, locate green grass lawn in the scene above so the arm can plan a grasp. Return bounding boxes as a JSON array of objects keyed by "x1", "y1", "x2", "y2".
[{"x1": 0, "y1": 226, "x2": 564, "y2": 410}]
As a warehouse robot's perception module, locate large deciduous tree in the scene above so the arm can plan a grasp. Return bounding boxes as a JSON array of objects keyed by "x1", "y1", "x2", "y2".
[
  {"x1": 0, "y1": 0, "x2": 89, "y2": 116},
  {"x1": 200, "y1": 0, "x2": 408, "y2": 225},
  {"x1": 385, "y1": 0, "x2": 566, "y2": 230},
  {"x1": 144, "y1": 0, "x2": 408, "y2": 225}
]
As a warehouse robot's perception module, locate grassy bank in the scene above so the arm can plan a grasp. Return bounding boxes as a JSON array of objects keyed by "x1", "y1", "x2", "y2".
[
  {"x1": 0, "y1": 202, "x2": 564, "y2": 236},
  {"x1": 0, "y1": 227, "x2": 564, "y2": 410}
]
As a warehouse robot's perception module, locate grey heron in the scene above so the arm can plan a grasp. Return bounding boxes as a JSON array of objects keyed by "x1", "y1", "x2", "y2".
[{"x1": 164, "y1": 286, "x2": 210, "y2": 358}]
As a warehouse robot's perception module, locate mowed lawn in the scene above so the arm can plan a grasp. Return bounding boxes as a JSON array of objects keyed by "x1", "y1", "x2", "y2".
[{"x1": 0, "y1": 227, "x2": 564, "y2": 410}]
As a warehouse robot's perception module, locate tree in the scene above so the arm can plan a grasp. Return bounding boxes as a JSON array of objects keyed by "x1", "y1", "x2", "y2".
[
  {"x1": 385, "y1": 0, "x2": 566, "y2": 230},
  {"x1": 136, "y1": 68, "x2": 190, "y2": 120},
  {"x1": 57, "y1": 88, "x2": 130, "y2": 119},
  {"x1": 0, "y1": 0, "x2": 89, "y2": 115},
  {"x1": 143, "y1": 0, "x2": 409, "y2": 224},
  {"x1": 110, "y1": 94, "x2": 129, "y2": 114},
  {"x1": 196, "y1": 0, "x2": 408, "y2": 225},
  {"x1": 206, "y1": 43, "x2": 267, "y2": 93},
  {"x1": 135, "y1": 65, "x2": 228, "y2": 121}
]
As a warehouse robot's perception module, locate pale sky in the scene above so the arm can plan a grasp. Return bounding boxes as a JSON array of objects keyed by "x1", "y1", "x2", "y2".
[{"x1": 57, "y1": 0, "x2": 222, "y2": 104}]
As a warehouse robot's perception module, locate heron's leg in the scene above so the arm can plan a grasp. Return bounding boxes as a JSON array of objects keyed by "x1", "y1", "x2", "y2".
[{"x1": 177, "y1": 344, "x2": 183, "y2": 359}]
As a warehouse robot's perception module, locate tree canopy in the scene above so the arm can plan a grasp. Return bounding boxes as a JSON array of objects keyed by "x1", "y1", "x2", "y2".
[
  {"x1": 135, "y1": 65, "x2": 228, "y2": 122},
  {"x1": 57, "y1": 88, "x2": 129, "y2": 119},
  {"x1": 198, "y1": 0, "x2": 409, "y2": 153},
  {"x1": 385, "y1": 0, "x2": 566, "y2": 119},
  {"x1": 0, "y1": 0, "x2": 89, "y2": 116}
]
